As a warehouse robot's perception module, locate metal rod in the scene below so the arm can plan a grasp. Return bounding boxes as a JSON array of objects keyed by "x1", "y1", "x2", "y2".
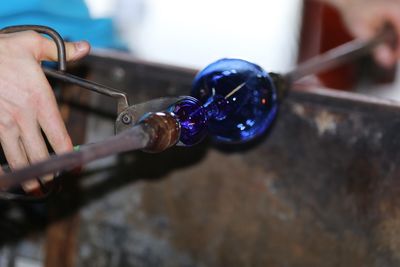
[
  {"x1": 0, "y1": 24, "x2": 395, "y2": 195},
  {"x1": 0, "y1": 25, "x2": 67, "y2": 71},
  {"x1": 0, "y1": 112, "x2": 180, "y2": 191},
  {"x1": 0, "y1": 125, "x2": 151, "y2": 190},
  {"x1": 44, "y1": 68, "x2": 129, "y2": 112},
  {"x1": 284, "y1": 25, "x2": 396, "y2": 84},
  {"x1": 0, "y1": 25, "x2": 130, "y2": 112}
]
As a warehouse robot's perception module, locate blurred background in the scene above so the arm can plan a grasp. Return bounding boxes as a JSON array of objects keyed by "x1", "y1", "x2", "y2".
[
  {"x1": 74, "y1": 0, "x2": 400, "y2": 99},
  {"x1": 2, "y1": 0, "x2": 398, "y2": 97},
  {"x1": 85, "y1": 0, "x2": 303, "y2": 72},
  {"x1": 2, "y1": 1, "x2": 400, "y2": 267}
]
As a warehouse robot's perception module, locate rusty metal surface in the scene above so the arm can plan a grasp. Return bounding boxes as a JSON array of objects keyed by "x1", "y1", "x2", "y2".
[
  {"x1": 68, "y1": 52, "x2": 400, "y2": 266},
  {"x1": 1, "y1": 51, "x2": 400, "y2": 266}
]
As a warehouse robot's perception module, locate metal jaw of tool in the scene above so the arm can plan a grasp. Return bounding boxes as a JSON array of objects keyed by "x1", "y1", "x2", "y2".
[
  {"x1": 1, "y1": 24, "x2": 395, "y2": 134},
  {"x1": 0, "y1": 25, "x2": 184, "y2": 136},
  {"x1": 115, "y1": 96, "x2": 187, "y2": 134},
  {"x1": 0, "y1": 25, "x2": 188, "y2": 200},
  {"x1": 0, "y1": 23, "x2": 396, "y2": 199}
]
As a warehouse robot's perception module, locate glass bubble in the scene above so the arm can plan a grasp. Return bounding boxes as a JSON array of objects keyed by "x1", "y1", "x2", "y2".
[
  {"x1": 167, "y1": 97, "x2": 208, "y2": 146},
  {"x1": 191, "y1": 58, "x2": 278, "y2": 143}
]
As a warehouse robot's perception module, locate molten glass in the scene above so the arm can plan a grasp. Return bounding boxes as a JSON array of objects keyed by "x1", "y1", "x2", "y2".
[
  {"x1": 167, "y1": 97, "x2": 208, "y2": 146},
  {"x1": 191, "y1": 58, "x2": 278, "y2": 144},
  {"x1": 167, "y1": 58, "x2": 278, "y2": 146}
]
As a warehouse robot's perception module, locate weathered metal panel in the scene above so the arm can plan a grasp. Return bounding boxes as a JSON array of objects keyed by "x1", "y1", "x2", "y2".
[
  {"x1": 2, "y1": 51, "x2": 400, "y2": 266},
  {"x1": 74, "y1": 52, "x2": 400, "y2": 266}
]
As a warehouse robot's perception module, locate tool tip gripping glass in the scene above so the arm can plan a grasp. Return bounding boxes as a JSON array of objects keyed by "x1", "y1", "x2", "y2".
[
  {"x1": 0, "y1": 24, "x2": 396, "y2": 199},
  {"x1": 191, "y1": 58, "x2": 279, "y2": 144}
]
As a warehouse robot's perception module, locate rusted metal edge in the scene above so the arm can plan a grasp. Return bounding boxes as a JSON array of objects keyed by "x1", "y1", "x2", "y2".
[
  {"x1": 292, "y1": 83, "x2": 400, "y2": 114},
  {"x1": 86, "y1": 50, "x2": 400, "y2": 114},
  {"x1": 88, "y1": 49, "x2": 198, "y2": 77}
]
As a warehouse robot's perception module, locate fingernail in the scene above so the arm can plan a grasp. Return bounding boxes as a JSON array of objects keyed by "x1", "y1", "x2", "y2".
[
  {"x1": 75, "y1": 41, "x2": 87, "y2": 52},
  {"x1": 22, "y1": 179, "x2": 40, "y2": 193},
  {"x1": 42, "y1": 174, "x2": 54, "y2": 183}
]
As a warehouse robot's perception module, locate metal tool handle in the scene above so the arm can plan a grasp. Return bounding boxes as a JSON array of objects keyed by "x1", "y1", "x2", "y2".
[
  {"x1": 0, "y1": 112, "x2": 181, "y2": 190},
  {"x1": 0, "y1": 25, "x2": 129, "y2": 112},
  {"x1": 0, "y1": 24, "x2": 395, "y2": 197},
  {"x1": 0, "y1": 125, "x2": 150, "y2": 190},
  {"x1": 1, "y1": 25, "x2": 68, "y2": 71},
  {"x1": 43, "y1": 68, "x2": 129, "y2": 113},
  {"x1": 284, "y1": 24, "x2": 397, "y2": 85}
]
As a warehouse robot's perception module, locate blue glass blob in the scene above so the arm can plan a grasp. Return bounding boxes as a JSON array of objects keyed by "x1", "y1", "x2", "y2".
[
  {"x1": 191, "y1": 58, "x2": 278, "y2": 143},
  {"x1": 167, "y1": 97, "x2": 208, "y2": 146}
]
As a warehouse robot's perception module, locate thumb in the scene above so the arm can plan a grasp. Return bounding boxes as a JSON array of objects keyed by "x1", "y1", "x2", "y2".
[{"x1": 38, "y1": 37, "x2": 91, "y2": 62}]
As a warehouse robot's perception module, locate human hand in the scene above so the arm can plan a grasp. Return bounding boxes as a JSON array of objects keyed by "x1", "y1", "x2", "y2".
[
  {"x1": 0, "y1": 30, "x2": 90, "y2": 192},
  {"x1": 326, "y1": 0, "x2": 400, "y2": 67}
]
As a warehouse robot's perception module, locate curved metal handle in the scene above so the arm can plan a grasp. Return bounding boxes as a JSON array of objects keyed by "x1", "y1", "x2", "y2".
[
  {"x1": 284, "y1": 24, "x2": 397, "y2": 84},
  {"x1": 0, "y1": 25, "x2": 129, "y2": 112},
  {"x1": 1, "y1": 25, "x2": 67, "y2": 71}
]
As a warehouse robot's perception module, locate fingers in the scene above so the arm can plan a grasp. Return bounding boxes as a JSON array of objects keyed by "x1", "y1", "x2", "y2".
[
  {"x1": 0, "y1": 30, "x2": 76, "y2": 194},
  {"x1": 343, "y1": 18, "x2": 397, "y2": 68},
  {"x1": 39, "y1": 38, "x2": 90, "y2": 62},
  {"x1": 0, "y1": 78, "x2": 70, "y2": 192},
  {"x1": 36, "y1": 81, "x2": 73, "y2": 155},
  {"x1": 6, "y1": 30, "x2": 91, "y2": 62},
  {"x1": 0, "y1": 113, "x2": 40, "y2": 192},
  {"x1": 37, "y1": 107, "x2": 73, "y2": 155},
  {"x1": 370, "y1": 7, "x2": 400, "y2": 68},
  {"x1": 0, "y1": 101, "x2": 64, "y2": 192},
  {"x1": 19, "y1": 116, "x2": 54, "y2": 184},
  {"x1": 374, "y1": 44, "x2": 397, "y2": 68},
  {"x1": 337, "y1": 2, "x2": 400, "y2": 68}
]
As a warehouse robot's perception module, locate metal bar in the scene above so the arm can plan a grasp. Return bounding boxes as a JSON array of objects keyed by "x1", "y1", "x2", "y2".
[
  {"x1": 44, "y1": 68, "x2": 129, "y2": 112},
  {"x1": 0, "y1": 24, "x2": 395, "y2": 196},
  {"x1": 0, "y1": 25, "x2": 67, "y2": 71},
  {"x1": 284, "y1": 25, "x2": 396, "y2": 84},
  {"x1": 0, "y1": 125, "x2": 151, "y2": 190},
  {"x1": 0, "y1": 25, "x2": 130, "y2": 113},
  {"x1": 0, "y1": 111, "x2": 180, "y2": 191}
]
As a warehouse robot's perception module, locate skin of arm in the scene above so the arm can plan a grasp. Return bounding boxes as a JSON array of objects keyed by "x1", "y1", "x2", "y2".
[
  {"x1": 0, "y1": 31, "x2": 90, "y2": 192},
  {"x1": 320, "y1": 0, "x2": 400, "y2": 67}
]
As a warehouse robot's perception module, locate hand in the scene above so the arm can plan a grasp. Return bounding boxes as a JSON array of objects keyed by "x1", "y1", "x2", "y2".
[
  {"x1": 327, "y1": 0, "x2": 400, "y2": 67},
  {"x1": 0, "y1": 30, "x2": 90, "y2": 192}
]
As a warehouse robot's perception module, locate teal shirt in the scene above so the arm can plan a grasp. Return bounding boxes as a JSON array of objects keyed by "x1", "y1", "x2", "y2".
[{"x1": 0, "y1": 0, "x2": 126, "y2": 49}]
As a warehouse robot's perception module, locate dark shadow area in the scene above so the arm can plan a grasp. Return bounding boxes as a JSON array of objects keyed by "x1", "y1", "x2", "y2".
[{"x1": 0, "y1": 139, "x2": 209, "y2": 246}]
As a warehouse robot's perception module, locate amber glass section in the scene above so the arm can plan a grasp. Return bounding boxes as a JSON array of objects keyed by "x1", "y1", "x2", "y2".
[{"x1": 140, "y1": 112, "x2": 181, "y2": 153}]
